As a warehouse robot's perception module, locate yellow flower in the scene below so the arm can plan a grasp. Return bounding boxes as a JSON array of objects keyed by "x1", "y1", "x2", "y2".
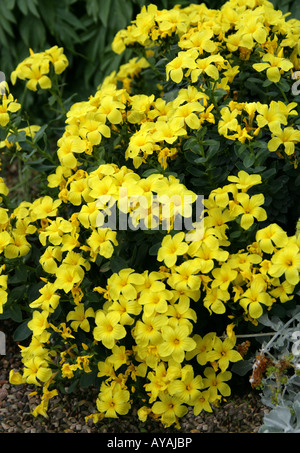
[
  {"x1": 23, "y1": 356, "x2": 52, "y2": 386},
  {"x1": 9, "y1": 370, "x2": 25, "y2": 385},
  {"x1": 267, "y1": 125, "x2": 300, "y2": 156},
  {"x1": 86, "y1": 228, "x2": 118, "y2": 259},
  {"x1": 133, "y1": 313, "x2": 166, "y2": 347},
  {"x1": 107, "y1": 345, "x2": 131, "y2": 371},
  {"x1": 166, "y1": 50, "x2": 197, "y2": 84},
  {"x1": 30, "y1": 282, "x2": 60, "y2": 312},
  {"x1": 0, "y1": 231, "x2": 12, "y2": 253},
  {"x1": 30, "y1": 196, "x2": 62, "y2": 221},
  {"x1": 166, "y1": 298, "x2": 197, "y2": 330},
  {"x1": 189, "y1": 240, "x2": 228, "y2": 274},
  {"x1": 152, "y1": 117, "x2": 187, "y2": 145},
  {"x1": 193, "y1": 389, "x2": 214, "y2": 415},
  {"x1": 0, "y1": 288, "x2": 8, "y2": 314},
  {"x1": 138, "y1": 287, "x2": 173, "y2": 317},
  {"x1": 0, "y1": 177, "x2": 9, "y2": 199},
  {"x1": 228, "y1": 251, "x2": 262, "y2": 273},
  {"x1": 255, "y1": 101, "x2": 287, "y2": 131},
  {"x1": 78, "y1": 202, "x2": 100, "y2": 228},
  {"x1": 39, "y1": 217, "x2": 73, "y2": 246},
  {"x1": 108, "y1": 295, "x2": 141, "y2": 325},
  {"x1": 202, "y1": 367, "x2": 232, "y2": 400},
  {"x1": 96, "y1": 383, "x2": 131, "y2": 418},
  {"x1": 206, "y1": 335, "x2": 243, "y2": 372},
  {"x1": 76, "y1": 355, "x2": 92, "y2": 373},
  {"x1": 54, "y1": 264, "x2": 82, "y2": 293},
  {"x1": 173, "y1": 101, "x2": 204, "y2": 129},
  {"x1": 66, "y1": 303, "x2": 95, "y2": 332},
  {"x1": 168, "y1": 365, "x2": 203, "y2": 404},
  {"x1": 268, "y1": 243, "x2": 300, "y2": 285},
  {"x1": 190, "y1": 55, "x2": 225, "y2": 82},
  {"x1": 45, "y1": 45, "x2": 68, "y2": 74},
  {"x1": 256, "y1": 223, "x2": 288, "y2": 254},
  {"x1": 136, "y1": 270, "x2": 166, "y2": 294},
  {"x1": 179, "y1": 29, "x2": 217, "y2": 55},
  {"x1": 239, "y1": 275, "x2": 273, "y2": 319},
  {"x1": 31, "y1": 381, "x2": 58, "y2": 418},
  {"x1": 127, "y1": 94, "x2": 154, "y2": 124},
  {"x1": 211, "y1": 263, "x2": 237, "y2": 291},
  {"x1": 57, "y1": 135, "x2": 86, "y2": 169},
  {"x1": 68, "y1": 179, "x2": 91, "y2": 206},
  {"x1": 39, "y1": 246, "x2": 62, "y2": 274},
  {"x1": 108, "y1": 268, "x2": 145, "y2": 301},
  {"x1": 152, "y1": 392, "x2": 188, "y2": 427},
  {"x1": 93, "y1": 310, "x2": 126, "y2": 349},
  {"x1": 97, "y1": 95, "x2": 125, "y2": 124},
  {"x1": 269, "y1": 278, "x2": 295, "y2": 303},
  {"x1": 28, "y1": 310, "x2": 49, "y2": 336},
  {"x1": 79, "y1": 112, "x2": 111, "y2": 146},
  {"x1": 227, "y1": 170, "x2": 262, "y2": 192},
  {"x1": 51, "y1": 322, "x2": 74, "y2": 340},
  {"x1": 144, "y1": 365, "x2": 172, "y2": 402},
  {"x1": 167, "y1": 259, "x2": 202, "y2": 292},
  {"x1": 0, "y1": 93, "x2": 21, "y2": 126},
  {"x1": 157, "y1": 232, "x2": 189, "y2": 268},
  {"x1": 125, "y1": 128, "x2": 155, "y2": 161},
  {"x1": 22, "y1": 60, "x2": 52, "y2": 91},
  {"x1": 4, "y1": 233, "x2": 31, "y2": 259},
  {"x1": 158, "y1": 325, "x2": 196, "y2": 363},
  {"x1": 203, "y1": 287, "x2": 230, "y2": 315},
  {"x1": 237, "y1": 16, "x2": 268, "y2": 49},
  {"x1": 253, "y1": 53, "x2": 293, "y2": 83},
  {"x1": 218, "y1": 106, "x2": 239, "y2": 137},
  {"x1": 186, "y1": 332, "x2": 216, "y2": 365},
  {"x1": 234, "y1": 192, "x2": 267, "y2": 230}
]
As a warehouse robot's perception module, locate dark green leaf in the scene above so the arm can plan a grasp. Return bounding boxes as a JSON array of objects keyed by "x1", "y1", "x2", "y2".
[
  {"x1": 110, "y1": 256, "x2": 128, "y2": 273},
  {"x1": 243, "y1": 153, "x2": 255, "y2": 168},
  {"x1": 13, "y1": 320, "x2": 31, "y2": 341}
]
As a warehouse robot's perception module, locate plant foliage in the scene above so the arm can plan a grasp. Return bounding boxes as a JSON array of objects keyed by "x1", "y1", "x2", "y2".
[{"x1": 0, "y1": 0, "x2": 300, "y2": 429}]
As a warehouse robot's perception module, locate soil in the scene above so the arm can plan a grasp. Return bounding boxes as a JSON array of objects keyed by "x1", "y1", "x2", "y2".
[{"x1": 0, "y1": 319, "x2": 269, "y2": 434}]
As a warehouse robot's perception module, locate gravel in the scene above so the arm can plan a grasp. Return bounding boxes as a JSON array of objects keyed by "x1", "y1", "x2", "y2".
[{"x1": 0, "y1": 320, "x2": 269, "y2": 434}]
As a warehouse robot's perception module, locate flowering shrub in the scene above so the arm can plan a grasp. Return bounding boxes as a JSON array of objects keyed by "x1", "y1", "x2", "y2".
[{"x1": 1, "y1": 0, "x2": 300, "y2": 429}]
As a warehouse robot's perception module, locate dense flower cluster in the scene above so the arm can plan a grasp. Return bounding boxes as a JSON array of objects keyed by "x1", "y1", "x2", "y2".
[
  {"x1": 1, "y1": 0, "x2": 300, "y2": 428},
  {"x1": 112, "y1": 0, "x2": 300, "y2": 164},
  {"x1": 11, "y1": 45, "x2": 69, "y2": 92}
]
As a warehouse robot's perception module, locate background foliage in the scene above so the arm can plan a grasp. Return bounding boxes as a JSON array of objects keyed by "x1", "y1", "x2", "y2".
[{"x1": 1, "y1": 0, "x2": 299, "y2": 103}]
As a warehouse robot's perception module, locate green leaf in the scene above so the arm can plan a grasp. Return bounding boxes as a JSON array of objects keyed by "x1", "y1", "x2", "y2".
[
  {"x1": 27, "y1": 0, "x2": 40, "y2": 18},
  {"x1": 17, "y1": 0, "x2": 28, "y2": 15},
  {"x1": 9, "y1": 304, "x2": 23, "y2": 323},
  {"x1": 149, "y1": 242, "x2": 161, "y2": 256},
  {"x1": 110, "y1": 256, "x2": 128, "y2": 273},
  {"x1": 243, "y1": 153, "x2": 255, "y2": 168},
  {"x1": 66, "y1": 379, "x2": 80, "y2": 394},
  {"x1": 32, "y1": 124, "x2": 48, "y2": 143},
  {"x1": 183, "y1": 137, "x2": 201, "y2": 153},
  {"x1": 79, "y1": 369, "x2": 97, "y2": 388},
  {"x1": 99, "y1": 0, "x2": 112, "y2": 27},
  {"x1": 231, "y1": 359, "x2": 253, "y2": 376},
  {"x1": 142, "y1": 168, "x2": 161, "y2": 177},
  {"x1": 9, "y1": 268, "x2": 28, "y2": 284},
  {"x1": 19, "y1": 16, "x2": 46, "y2": 47},
  {"x1": 186, "y1": 165, "x2": 206, "y2": 177},
  {"x1": 260, "y1": 407, "x2": 292, "y2": 433},
  {"x1": 13, "y1": 320, "x2": 31, "y2": 342}
]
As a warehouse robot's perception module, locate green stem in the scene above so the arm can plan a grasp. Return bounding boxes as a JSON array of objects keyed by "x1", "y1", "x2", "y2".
[
  {"x1": 210, "y1": 80, "x2": 219, "y2": 113},
  {"x1": 277, "y1": 84, "x2": 288, "y2": 103},
  {"x1": 50, "y1": 73, "x2": 67, "y2": 115}
]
